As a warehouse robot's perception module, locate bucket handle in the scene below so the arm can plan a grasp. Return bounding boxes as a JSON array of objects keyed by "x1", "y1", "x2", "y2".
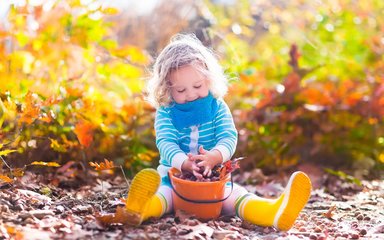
[{"x1": 168, "y1": 173, "x2": 234, "y2": 204}]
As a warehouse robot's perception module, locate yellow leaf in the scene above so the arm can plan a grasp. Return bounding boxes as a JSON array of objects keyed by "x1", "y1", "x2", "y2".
[
  {"x1": 0, "y1": 149, "x2": 16, "y2": 156},
  {"x1": 50, "y1": 138, "x2": 67, "y2": 152},
  {"x1": 101, "y1": 7, "x2": 119, "y2": 15},
  {"x1": 0, "y1": 175, "x2": 13, "y2": 183},
  {"x1": 30, "y1": 161, "x2": 61, "y2": 167},
  {"x1": 137, "y1": 150, "x2": 158, "y2": 162},
  {"x1": 111, "y1": 45, "x2": 148, "y2": 65},
  {"x1": 379, "y1": 153, "x2": 384, "y2": 163}
]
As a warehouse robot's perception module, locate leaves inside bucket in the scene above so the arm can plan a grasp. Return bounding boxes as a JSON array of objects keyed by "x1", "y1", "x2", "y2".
[{"x1": 174, "y1": 158, "x2": 243, "y2": 182}]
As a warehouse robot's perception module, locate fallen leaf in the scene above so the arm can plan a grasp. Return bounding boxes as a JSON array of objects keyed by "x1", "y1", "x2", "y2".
[
  {"x1": 19, "y1": 210, "x2": 55, "y2": 220},
  {"x1": 0, "y1": 175, "x2": 13, "y2": 183},
  {"x1": 18, "y1": 189, "x2": 51, "y2": 203},
  {"x1": 96, "y1": 206, "x2": 139, "y2": 226},
  {"x1": 181, "y1": 223, "x2": 214, "y2": 239},
  {"x1": 323, "y1": 205, "x2": 336, "y2": 219},
  {"x1": 213, "y1": 228, "x2": 241, "y2": 239},
  {"x1": 256, "y1": 181, "x2": 284, "y2": 197},
  {"x1": 30, "y1": 161, "x2": 61, "y2": 167},
  {"x1": 175, "y1": 209, "x2": 196, "y2": 224},
  {"x1": 1, "y1": 224, "x2": 24, "y2": 240}
]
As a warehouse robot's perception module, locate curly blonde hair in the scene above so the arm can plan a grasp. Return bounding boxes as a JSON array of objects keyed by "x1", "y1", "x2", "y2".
[{"x1": 146, "y1": 34, "x2": 228, "y2": 108}]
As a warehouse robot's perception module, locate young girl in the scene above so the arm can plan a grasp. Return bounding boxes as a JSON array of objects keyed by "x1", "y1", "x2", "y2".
[{"x1": 125, "y1": 34, "x2": 312, "y2": 231}]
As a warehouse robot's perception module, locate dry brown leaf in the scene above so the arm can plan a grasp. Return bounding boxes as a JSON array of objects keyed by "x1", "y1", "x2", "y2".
[
  {"x1": 96, "y1": 206, "x2": 139, "y2": 226},
  {"x1": 323, "y1": 205, "x2": 337, "y2": 219},
  {"x1": 213, "y1": 228, "x2": 241, "y2": 239},
  {"x1": 175, "y1": 209, "x2": 196, "y2": 223},
  {"x1": 181, "y1": 223, "x2": 214, "y2": 239},
  {"x1": 257, "y1": 181, "x2": 284, "y2": 197}
]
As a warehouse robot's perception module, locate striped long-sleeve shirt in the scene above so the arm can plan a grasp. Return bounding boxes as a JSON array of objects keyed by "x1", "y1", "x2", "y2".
[{"x1": 155, "y1": 99, "x2": 238, "y2": 177}]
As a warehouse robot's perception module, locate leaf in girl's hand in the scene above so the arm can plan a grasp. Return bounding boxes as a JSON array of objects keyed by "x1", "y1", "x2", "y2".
[
  {"x1": 225, "y1": 157, "x2": 243, "y2": 173},
  {"x1": 219, "y1": 157, "x2": 243, "y2": 179}
]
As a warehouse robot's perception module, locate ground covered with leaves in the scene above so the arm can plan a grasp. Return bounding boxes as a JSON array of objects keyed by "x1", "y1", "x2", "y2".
[{"x1": 0, "y1": 166, "x2": 383, "y2": 240}]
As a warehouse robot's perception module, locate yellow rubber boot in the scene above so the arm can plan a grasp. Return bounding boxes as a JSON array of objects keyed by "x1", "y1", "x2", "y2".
[
  {"x1": 236, "y1": 194, "x2": 283, "y2": 227},
  {"x1": 236, "y1": 171, "x2": 311, "y2": 231},
  {"x1": 125, "y1": 168, "x2": 161, "y2": 226},
  {"x1": 142, "y1": 193, "x2": 166, "y2": 220}
]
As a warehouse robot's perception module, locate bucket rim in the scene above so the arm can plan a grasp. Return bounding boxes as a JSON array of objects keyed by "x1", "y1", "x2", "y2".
[{"x1": 168, "y1": 167, "x2": 230, "y2": 185}]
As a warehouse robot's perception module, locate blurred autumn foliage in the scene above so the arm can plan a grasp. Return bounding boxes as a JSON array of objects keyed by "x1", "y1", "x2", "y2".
[
  {"x1": 210, "y1": 0, "x2": 384, "y2": 178},
  {"x1": 0, "y1": 0, "x2": 383, "y2": 180},
  {"x1": 0, "y1": 1, "x2": 156, "y2": 178}
]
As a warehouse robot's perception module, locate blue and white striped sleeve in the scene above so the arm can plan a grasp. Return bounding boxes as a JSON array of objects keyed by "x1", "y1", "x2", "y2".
[
  {"x1": 155, "y1": 107, "x2": 188, "y2": 171},
  {"x1": 212, "y1": 100, "x2": 238, "y2": 162}
]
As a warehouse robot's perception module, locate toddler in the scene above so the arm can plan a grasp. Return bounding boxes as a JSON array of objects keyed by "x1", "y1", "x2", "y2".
[{"x1": 125, "y1": 34, "x2": 312, "y2": 231}]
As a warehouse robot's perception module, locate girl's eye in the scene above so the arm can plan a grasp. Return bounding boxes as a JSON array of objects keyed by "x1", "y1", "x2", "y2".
[
  {"x1": 194, "y1": 85, "x2": 202, "y2": 89},
  {"x1": 177, "y1": 89, "x2": 185, "y2": 93}
]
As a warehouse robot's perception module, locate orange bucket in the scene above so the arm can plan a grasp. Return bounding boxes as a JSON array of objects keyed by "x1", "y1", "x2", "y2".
[{"x1": 168, "y1": 168, "x2": 232, "y2": 220}]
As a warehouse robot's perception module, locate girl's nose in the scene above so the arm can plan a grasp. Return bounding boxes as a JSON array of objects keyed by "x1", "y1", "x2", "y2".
[{"x1": 186, "y1": 92, "x2": 197, "y2": 101}]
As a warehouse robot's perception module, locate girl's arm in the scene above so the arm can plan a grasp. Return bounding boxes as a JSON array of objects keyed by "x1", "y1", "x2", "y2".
[
  {"x1": 155, "y1": 108, "x2": 199, "y2": 174},
  {"x1": 211, "y1": 100, "x2": 238, "y2": 162}
]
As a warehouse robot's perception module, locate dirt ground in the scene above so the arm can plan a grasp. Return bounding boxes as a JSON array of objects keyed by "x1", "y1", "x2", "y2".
[{"x1": 0, "y1": 167, "x2": 383, "y2": 239}]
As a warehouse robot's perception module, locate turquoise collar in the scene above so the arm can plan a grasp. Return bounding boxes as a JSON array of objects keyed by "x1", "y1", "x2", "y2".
[{"x1": 169, "y1": 93, "x2": 219, "y2": 131}]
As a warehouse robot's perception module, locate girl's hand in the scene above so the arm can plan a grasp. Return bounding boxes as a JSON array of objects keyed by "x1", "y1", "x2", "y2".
[
  {"x1": 181, "y1": 154, "x2": 202, "y2": 179},
  {"x1": 190, "y1": 146, "x2": 223, "y2": 177}
]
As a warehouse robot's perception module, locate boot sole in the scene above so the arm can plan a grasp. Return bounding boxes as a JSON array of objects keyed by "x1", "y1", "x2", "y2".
[
  {"x1": 273, "y1": 171, "x2": 311, "y2": 231},
  {"x1": 125, "y1": 168, "x2": 160, "y2": 225}
]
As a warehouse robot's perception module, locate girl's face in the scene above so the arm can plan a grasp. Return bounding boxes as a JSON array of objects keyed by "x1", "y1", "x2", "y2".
[{"x1": 169, "y1": 64, "x2": 209, "y2": 104}]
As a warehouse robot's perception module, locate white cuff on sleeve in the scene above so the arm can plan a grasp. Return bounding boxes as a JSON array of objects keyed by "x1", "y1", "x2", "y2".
[
  {"x1": 212, "y1": 145, "x2": 231, "y2": 162},
  {"x1": 172, "y1": 152, "x2": 188, "y2": 171}
]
